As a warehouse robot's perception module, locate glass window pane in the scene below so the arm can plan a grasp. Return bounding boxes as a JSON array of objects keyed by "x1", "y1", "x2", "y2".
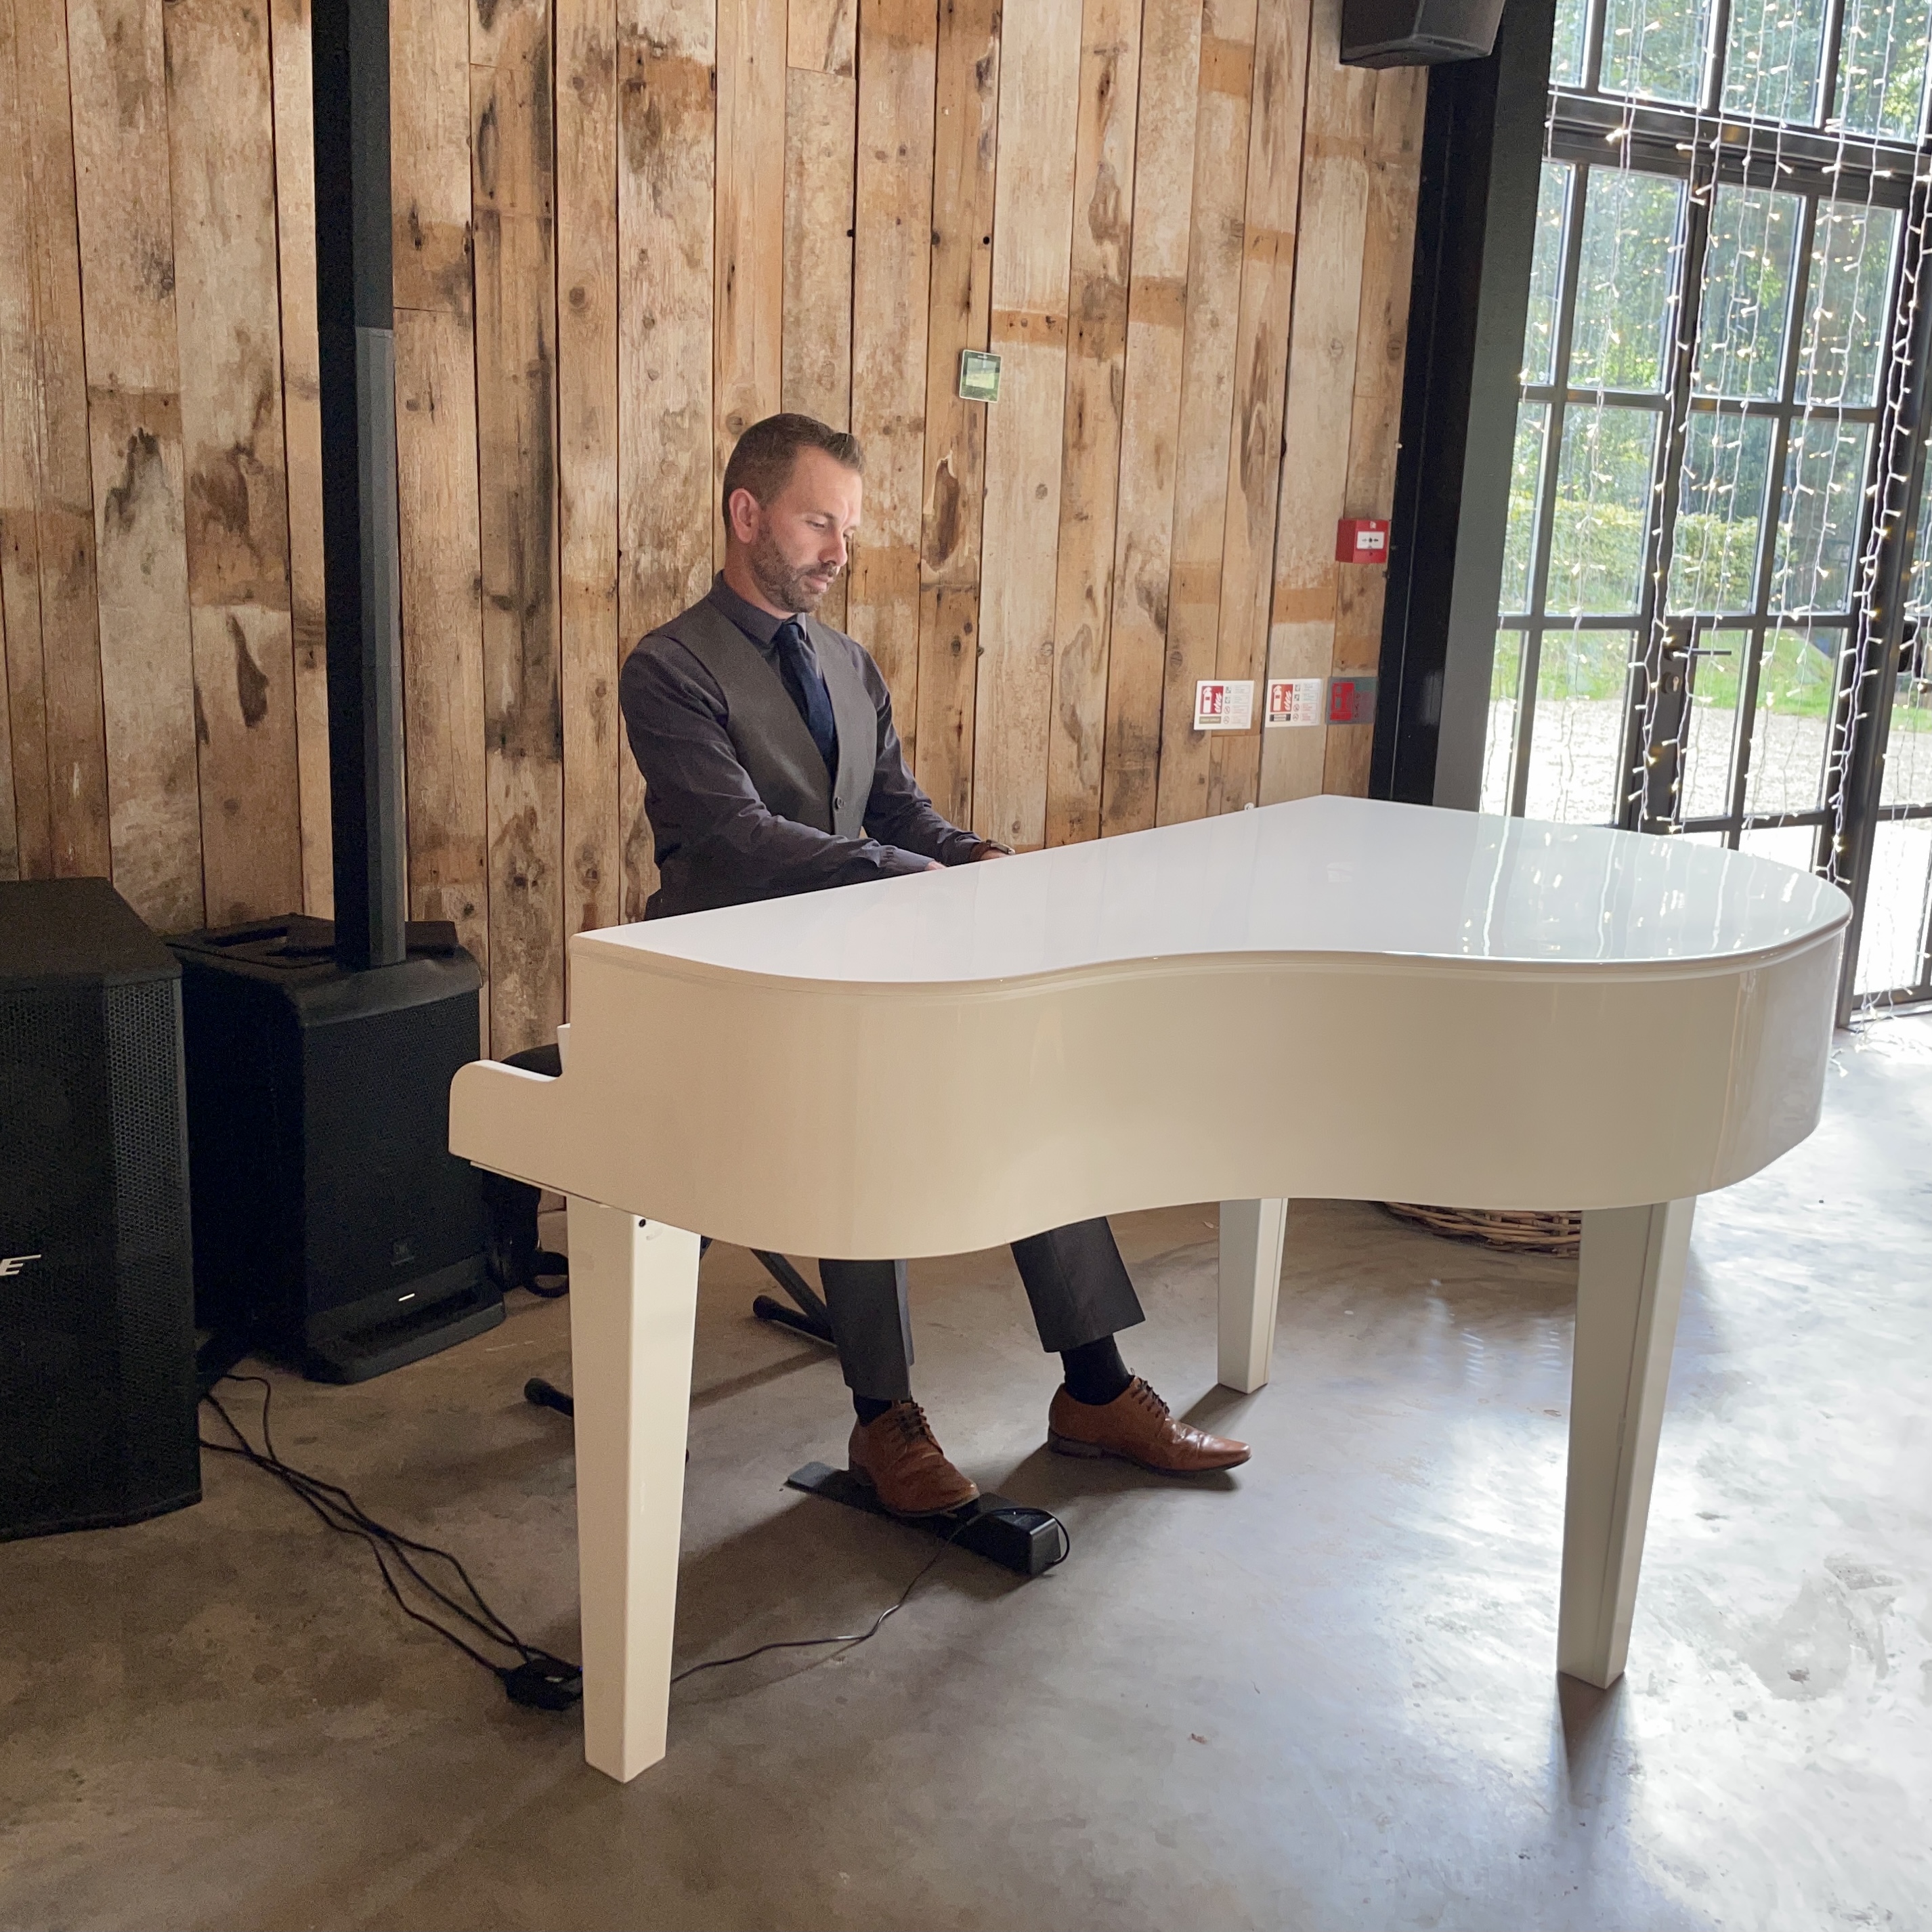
[
  {"x1": 1600, "y1": 0, "x2": 1715, "y2": 103},
  {"x1": 1740, "y1": 824, "x2": 1820, "y2": 870},
  {"x1": 1501, "y1": 403, "x2": 1549, "y2": 615},
  {"x1": 1482, "y1": 631, "x2": 1523, "y2": 814},
  {"x1": 1547, "y1": 404, "x2": 1660, "y2": 614},
  {"x1": 1568, "y1": 171, "x2": 1683, "y2": 393},
  {"x1": 1744, "y1": 626, "x2": 1837, "y2": 813},
  {"x1": 1693, "y1": 186, "x2": 1799, "y2": 400},
  {"x1": 1523, "y1": 629, "x2": 1634, "y2": 823},
  {"x1": 1550, "y1": 0, "x2": 1588, "y2": 86},
  {"x1": 1833, "y1": 0, "x2": 1932, "y2": 139},
  {"x1": 1522, "y1": 165, "x2": 1571, "y2": 386},
  {"x1": 1772, "y1": 419, "x2": 1872, "y2": 613},
  {"x1": 1721, "y1": 0, "x2": 1826, "y2": 123},
  {"x1": 1881, "y1": 651, "x2": 1932, "y2": 805},
  {"x1": 1852, "y1": 819, "x2": 1932, "y2": 995},
  {"x1": 1795, "y1": 202, "x2": 1900, "y2": 408},
  {"x1": 1908, "y1": 466, "x2": 1932, "y2": 624},
  {"x1": 1670, "y1": 411, "x2": 1774, "y2": 613},
  {"x1": 1679, "y1": 627, "x2": 1748, "y2": 819}
]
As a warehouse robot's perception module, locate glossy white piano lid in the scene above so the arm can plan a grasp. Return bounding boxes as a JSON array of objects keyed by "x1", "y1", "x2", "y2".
[{"x1": 585, "y1": 796, "x2": 1851, "y2": 985}]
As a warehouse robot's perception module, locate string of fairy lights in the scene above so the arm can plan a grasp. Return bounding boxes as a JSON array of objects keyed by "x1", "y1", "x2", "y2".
[{"x1": 1498, "y1": 0, "x2": 1932, "y2": 1004}]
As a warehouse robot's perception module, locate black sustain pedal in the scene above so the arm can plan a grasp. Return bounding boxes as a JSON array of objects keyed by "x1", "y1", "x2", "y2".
[{"x1": 786, "y1": 1462, "x2": 1067, "y2": 1577}]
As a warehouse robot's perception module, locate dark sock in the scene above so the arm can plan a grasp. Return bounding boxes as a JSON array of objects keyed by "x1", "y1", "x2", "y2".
[
  {"x1": 1060, "y1": 1335, "x2": 1132, "y2": 1407},
  {"x1": 853, "y1": 1394, "x2": 896, "y2": 1426}
]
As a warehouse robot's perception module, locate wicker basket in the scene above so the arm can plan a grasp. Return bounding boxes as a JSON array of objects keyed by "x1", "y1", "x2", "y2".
[{"x1": 1382, "y1": 1201, "x2": 1581, "y2": 1256}]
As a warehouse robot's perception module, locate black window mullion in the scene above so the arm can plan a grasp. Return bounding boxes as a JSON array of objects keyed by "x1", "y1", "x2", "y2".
[
  {"x1": 1817, "y1": 0, "x2": 1849, "y2": 133},
  {"x1": 1824, "y1": 200, "x2": 1918, "y2": 860},
  {"x1": 1581, "y1": 0, "x2": 1608, "y2": 95},
  {"x1": 1726, "y1": 194, "x2": 1822, "y2": 839},
  {"x1": 1828, "y1": 169, "x2": 1932, "y2": 1010},
  {"x1": 1510, "y1": 160, "x2": 1591, "y2": 816},
  {"x1": 1618, "y1": 152, "x2": 1717, "y2": 830},
  {"x1": 1702, "y1": 0, "x2": 1734, "y2": 114}
]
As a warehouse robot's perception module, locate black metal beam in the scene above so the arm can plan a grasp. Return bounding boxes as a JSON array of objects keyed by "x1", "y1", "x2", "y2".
[
  {"x1": 1371, "y1": 0, "x2": 1560, "y2": 807},
  {"x1": 1545, "y1": 90, "x2": 1919, "y2": 209},
  {"x1": 1830, "y1": 169, "x2": 1932, "y2": 1018}
]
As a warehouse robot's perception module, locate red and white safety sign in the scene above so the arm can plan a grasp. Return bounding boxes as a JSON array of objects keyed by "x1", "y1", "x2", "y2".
[{"x1": 1193, "y1": 679, "x2": 1255, "y2": 732}]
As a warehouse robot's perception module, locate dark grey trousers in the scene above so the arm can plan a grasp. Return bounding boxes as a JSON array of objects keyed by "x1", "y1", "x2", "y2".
[{"x1": 817, "y1": 1218, "x2": 1145, "y2": 1402}]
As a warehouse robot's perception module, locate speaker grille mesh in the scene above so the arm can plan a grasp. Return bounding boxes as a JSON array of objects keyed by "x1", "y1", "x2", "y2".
[{"x1": 106, "y1": 979, "x2": 187, "y2": 1259}]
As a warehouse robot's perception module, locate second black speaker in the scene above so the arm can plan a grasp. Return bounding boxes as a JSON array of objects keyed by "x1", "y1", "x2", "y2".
[{"x1": 175, "y1": 918, "x2": 501, "y2": 1383}]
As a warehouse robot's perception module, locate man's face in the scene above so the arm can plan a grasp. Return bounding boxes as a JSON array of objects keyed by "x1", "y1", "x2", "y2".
[{"x1": 728, "y1": 447, "x2": 863, "y2": 615}]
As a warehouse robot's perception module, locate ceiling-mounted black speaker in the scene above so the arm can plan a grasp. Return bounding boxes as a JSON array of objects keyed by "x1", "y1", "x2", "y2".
[{"x1": 1341, "y1": 0, "x2": 1506, "y2": 66}]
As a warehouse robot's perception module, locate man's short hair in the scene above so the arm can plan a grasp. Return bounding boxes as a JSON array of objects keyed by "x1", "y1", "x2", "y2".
[{"x1": 721, "y1": 414, "x2": 864, "y2": 525}]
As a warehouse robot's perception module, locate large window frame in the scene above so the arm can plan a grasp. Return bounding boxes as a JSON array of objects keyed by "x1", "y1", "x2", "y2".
[{"x1": 1485, "y1": 0, "x2": 1932, "y2": 1010}]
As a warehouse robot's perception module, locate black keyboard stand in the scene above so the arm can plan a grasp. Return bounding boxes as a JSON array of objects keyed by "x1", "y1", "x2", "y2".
[
  {"x1": 748, "y1": 1250, "x2": 836, "y2": 1347},
  {"x1": 524, "y1": 1248, "x2": 834, "y2": 1422}
]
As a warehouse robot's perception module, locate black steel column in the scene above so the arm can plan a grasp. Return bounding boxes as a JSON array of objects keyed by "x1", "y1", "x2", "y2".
[
  {"x1": 1830, "y1": 170, "x2": 1932, "y2": 1020},
  {"x1": 313, "y1": 0, "x2": 406, "y2": 970},
  {"x1": 1370, "y1": 0, "x2": 1560, "y2": 808}
]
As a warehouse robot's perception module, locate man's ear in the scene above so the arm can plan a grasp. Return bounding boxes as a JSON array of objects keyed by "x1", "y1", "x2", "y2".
[{"x1": 726, "y1": 487, "x2": 760, "y2": 544}]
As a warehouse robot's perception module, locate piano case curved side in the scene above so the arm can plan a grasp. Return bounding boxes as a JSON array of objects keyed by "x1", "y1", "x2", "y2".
[{"x1": 515, "y1": 927, "x2": 1843, "y2": 1259}]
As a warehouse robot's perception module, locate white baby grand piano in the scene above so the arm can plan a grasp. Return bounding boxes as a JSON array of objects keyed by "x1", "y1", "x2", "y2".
[{"x1": 450, "y1": 795, "x2": 1848, "y2": 1782}]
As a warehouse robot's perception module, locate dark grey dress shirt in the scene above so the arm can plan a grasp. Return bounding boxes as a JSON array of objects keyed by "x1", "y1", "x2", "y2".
[{"x1": 620, "y1": 575, "x2": 987, "y2": 911}]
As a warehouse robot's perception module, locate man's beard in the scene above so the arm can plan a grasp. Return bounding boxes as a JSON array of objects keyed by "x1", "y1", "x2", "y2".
[{"x1": 747, "y1": 527, "x2": 838, "y2": 614}]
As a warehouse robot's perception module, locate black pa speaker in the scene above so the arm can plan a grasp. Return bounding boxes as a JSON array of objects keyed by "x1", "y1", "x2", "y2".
[
  {"x1": 172, "y1": 916, "x2": 501, "y2": 1383},
  {"x1": 1341, "y1": 0, "x2": 1505, "y2": 65},
  {"x1": 0, "y1": 879, "x2": 199, "y2": 1541}
]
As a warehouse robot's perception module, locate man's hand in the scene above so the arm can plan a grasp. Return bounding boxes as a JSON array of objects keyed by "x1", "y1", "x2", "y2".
[{"x1": 972, "y1": 840, "x2": 1012, "y2": 861}]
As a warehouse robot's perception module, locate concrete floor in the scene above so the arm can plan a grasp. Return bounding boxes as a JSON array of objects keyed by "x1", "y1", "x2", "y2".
[{"x1": 3, "y1": 1019, "x2": 1930, "y2": 1931}]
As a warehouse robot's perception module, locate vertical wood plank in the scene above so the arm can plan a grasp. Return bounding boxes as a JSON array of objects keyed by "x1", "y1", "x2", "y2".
[
  {"x1": 166, "y1": 0, "x2": 304, "y2": 926},
  {"x1": 1042, "y1": 0, "x2": 1140, "y2": 847},
  {"x1": 0, "y1": 0, "x2": 39, "y2": 883},
  {"x1": 0, "y1": 0, "x2": 51, "y2": 880},
  {"x1": 715, "y1": 0, "x2": 788, "y2": 563},
  {"x1": 971, "y1": 0, "x2": 1081, "y2": 850},
  {"x1": 1151, "y1": 0, "x2": 1256, "y2": 828},
  {"x1": 1098, "y1": 0, "x2": 1201, "y2": 836},
  {"x1": 472, "y1": 0, "x2": 563, "y2": 1055},
  {"x1": 781, "y1": 71, "x2": 857, "y2": 425},
  {"x1": 67, "y1": 0, "x2": 204, "y2": 932},
  {"x1": 1256, "y1": 0, "x2": 1373, "y2": 806},
  {"x1": 781, "y1": 66, "x2": 856, "y2": 629},
  {"x1": 849, "y1": 0, "x2": 936, "y2": 752},
  {"x1": 267, "y1": 0, "x2": 333, "y2": 916},
  {"x1": 914, "y1": 0, "x2": 1000, "y2": 827},
  {"x1": 1205, "y1": 0, "x2": 1312, "y2": 816},
  {"x1": 1322, "y1": 64, "x2": 1425, "y2": 797},
  {"x1": 559, "y1": 0, "x2": 622, "y2": 954},
  {"x1": 781, "y1": 72, "x2": 857, "y2": 428},
  {"x1": 790, "y1": 0, "x2": 857, "y2": 71},
  {"x1": 616, "y1": 0, "x2": 715, "y2": 918},
  {"x1": 395, "y1": 0, "x2": 490, "y2": 986},
  {"x1": 0, "y1": 0, "x2": 110, "y2": 882}
]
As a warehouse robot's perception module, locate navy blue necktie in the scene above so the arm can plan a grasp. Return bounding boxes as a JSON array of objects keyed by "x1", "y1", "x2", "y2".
[{"x1": 773, "y1": 618, "x2": 838, "y2": 777}]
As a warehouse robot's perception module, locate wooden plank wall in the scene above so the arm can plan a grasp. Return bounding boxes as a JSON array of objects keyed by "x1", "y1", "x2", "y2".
[{"x1": 5, "y1": 0, "x2": 1428, "y2": 1052}]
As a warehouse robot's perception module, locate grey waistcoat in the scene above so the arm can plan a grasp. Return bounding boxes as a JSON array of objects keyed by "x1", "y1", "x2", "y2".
[{"x1": 649, "y1": 597, "x2": 877, "y2": 910}]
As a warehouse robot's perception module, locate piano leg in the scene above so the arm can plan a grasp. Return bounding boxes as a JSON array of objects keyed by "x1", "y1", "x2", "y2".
[
  {"x1": 1558, "y1": 1197, "x2": 1696, "y2": 1689},
  {"x1": 565, "y1": 1198, "x2": 702, "y2": 1782},
  {"x1": 1216, "y1": 1199, "x2": 1289, "y2": 1394}
]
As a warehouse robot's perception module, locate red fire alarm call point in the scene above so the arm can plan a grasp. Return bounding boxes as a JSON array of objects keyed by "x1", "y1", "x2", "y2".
[{"x1": 1335, "y1": 518, "x2": 1389, "y2": 565}]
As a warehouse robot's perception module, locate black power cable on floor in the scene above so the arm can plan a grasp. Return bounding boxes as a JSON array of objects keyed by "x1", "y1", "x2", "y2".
[
  {"x1": 200, "y1": 1376, "x2": 583, "y2": 1711},
  {"x1": 203, "y1": 1374, "x2": 1071, "y2": 1712},
  {"x1": 670, "y1": 1507, "x2": 1072, "y2": 1685}
]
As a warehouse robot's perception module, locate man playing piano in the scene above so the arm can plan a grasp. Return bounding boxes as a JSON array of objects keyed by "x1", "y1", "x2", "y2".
[{"x1": 619, "y1": 413, "x2": 1249, "y2": 1517}]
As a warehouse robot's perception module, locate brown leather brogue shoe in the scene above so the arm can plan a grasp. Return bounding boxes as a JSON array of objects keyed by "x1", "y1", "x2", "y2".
[
  {"x1": 848, "y1": 1402, "x2": 980, "y2": 1516},
  {"x1": 1047, "y1": 1377, "x2": 1250, "y2": 1474}
]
